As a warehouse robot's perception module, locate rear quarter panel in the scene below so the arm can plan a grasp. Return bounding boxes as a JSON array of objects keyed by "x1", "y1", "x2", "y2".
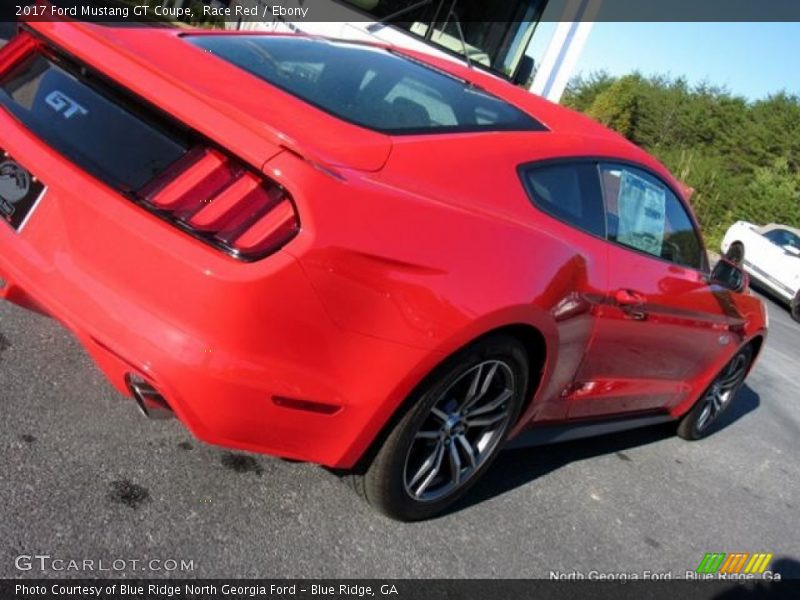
[{"x1": 264, "y1": 134, "x2": 629, "y2": 425}]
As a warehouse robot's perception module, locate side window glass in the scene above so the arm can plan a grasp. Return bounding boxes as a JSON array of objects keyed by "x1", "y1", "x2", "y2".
[
  {"x1": 764, "y1": 229, "x2": 796, "y2": 248},
  {"x1": 521, "y1": 163, "x2": 606, "y2": 238},
  {"x1": 600, "y1": 164, "x2": 705, "y2": 270},
  {"x1": 764, "y1": 230, "x2": 779, "y2": 246}
]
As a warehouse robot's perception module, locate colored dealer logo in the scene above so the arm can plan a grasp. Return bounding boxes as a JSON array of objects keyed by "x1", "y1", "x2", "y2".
[{"x1": 696, "y1": 552, "x2": 773, "y2": 574}]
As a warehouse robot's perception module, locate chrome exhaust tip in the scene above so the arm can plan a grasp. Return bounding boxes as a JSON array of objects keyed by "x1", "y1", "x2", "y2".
[{"x1": 127, "y1": 374, "x2": 173, "y2": 420}]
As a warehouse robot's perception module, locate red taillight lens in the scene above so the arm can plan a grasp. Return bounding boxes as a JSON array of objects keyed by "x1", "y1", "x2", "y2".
[
  {"x1": 139, "y1": 147, "x2": 299, "y2": 261},
  {"x1": 0, "y1": 31, "x2": 39, "y2": 75},
  {"x1": 1, "y1": 31, "x2": 298, "y2": 261}
]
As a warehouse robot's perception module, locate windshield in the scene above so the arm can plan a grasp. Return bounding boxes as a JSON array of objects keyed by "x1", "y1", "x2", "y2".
[{"x1": 187, "y1": 35, "x2": 545, "y2": 135}]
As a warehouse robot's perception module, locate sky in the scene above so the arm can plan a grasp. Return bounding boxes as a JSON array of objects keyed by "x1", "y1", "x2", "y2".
[{"x1": 528, "y1": 22, "x2": 800, "y2": 101}]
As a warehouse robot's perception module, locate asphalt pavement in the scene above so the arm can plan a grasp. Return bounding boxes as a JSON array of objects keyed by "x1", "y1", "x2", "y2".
[{"x1": 1, "y1": 286, "x2": 798, "y2": 579}]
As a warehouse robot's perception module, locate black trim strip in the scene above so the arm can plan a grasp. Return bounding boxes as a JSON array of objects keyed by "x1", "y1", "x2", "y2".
[
  {"x1": 744, "y1": 259, "x2": 795, "y2": 296},
  {"x1": 506, "y1": 413, "x2": 674, "y2": 449}
]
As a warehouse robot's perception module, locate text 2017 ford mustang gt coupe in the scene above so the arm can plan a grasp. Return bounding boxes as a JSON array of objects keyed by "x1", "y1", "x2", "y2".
[{"x1": 0, "y1": 22, "x2": 767, "y2": 520}]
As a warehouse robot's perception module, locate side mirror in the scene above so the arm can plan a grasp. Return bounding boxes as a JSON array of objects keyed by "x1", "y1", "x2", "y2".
[
  {"x1": 783, "y1": 244, "x2": 800, "y2": 257},
  {"x1": 710, "y1": 259, "x2": 749, "y2": 293},
  {"x1": 513, "y1": 55, "x2": 535, "y2": 87}
]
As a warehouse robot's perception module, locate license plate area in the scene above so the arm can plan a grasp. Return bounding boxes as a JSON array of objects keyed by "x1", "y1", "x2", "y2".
[{"x1": 0, "y1": 149, "x2": 46, "y2": 231}]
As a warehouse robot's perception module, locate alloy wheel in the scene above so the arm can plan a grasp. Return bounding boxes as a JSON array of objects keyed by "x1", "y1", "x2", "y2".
[
  {"x1": 695, "y1": 352, "x2": 749, "y2": 433},
  {"x1": 403, "y1": 360, "x2": 516, "y2": 502}
]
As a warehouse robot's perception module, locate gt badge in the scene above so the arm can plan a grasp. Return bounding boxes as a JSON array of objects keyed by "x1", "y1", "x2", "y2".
[{"x1": 45, "y1": 90, "x2": 89, "y2": 120}]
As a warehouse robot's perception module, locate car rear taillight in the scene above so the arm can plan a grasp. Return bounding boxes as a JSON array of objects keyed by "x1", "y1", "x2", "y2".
[
  {"x1": 0, "y1": 30, "x2": 39, "y2": 75},
  {"x1": 1, "y1": 29, "x2": 299, "y2": 262},
  {"x1": 138, "y1": 147, "x2": 299, "y2": 261}
]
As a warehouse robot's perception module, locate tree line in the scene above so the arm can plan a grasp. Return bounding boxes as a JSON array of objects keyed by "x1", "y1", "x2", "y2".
[{"x1": 562, "y1": 72, "x2": 800, "y2": 249}]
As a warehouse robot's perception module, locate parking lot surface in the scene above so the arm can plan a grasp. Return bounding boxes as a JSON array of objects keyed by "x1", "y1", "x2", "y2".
[{"x1": 1, "y1": 286, "x2": 798, "y2": 579}]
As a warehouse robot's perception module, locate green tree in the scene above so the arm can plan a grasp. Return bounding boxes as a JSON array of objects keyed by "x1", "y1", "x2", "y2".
[{"x1": 563, "y1": 72, "x2": 800, "y2": 249}]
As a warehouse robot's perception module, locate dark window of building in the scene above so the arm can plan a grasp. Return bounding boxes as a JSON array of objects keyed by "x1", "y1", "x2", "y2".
[
  {"x1": 339, "y1": 0, "x2": 546, "y2": 78},
  {"x1": 521, "y1": 163, "x2": 606, "y2": 238},
  {"x1": 189, "y1": 35, "x2": 545, "y2": 134}
]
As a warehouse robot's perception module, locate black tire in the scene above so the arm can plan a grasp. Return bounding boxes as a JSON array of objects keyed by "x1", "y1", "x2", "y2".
[
  {"x1": 677, "y1": 344, "x2": 754, "y2": 441},
  {"x1": 726, "y1": 241, "x2": 745, "y2": 265},
  {"x1": 792, "y1": 292, "x2": 800, "y2": 323},
  {"x1": 353, "y1": 334, "x2": 529, "y2": 521}
]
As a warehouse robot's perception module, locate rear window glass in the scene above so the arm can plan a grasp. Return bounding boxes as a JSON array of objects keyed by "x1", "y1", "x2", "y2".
[
  {"x1": 188, "y1": 35, "x2": 545, "y2": 135},
  {"x1": 0, "y1": 54, "x2": 188, "y2": 191},
  {"x1": 521, "y1": 163, "x2": 606, "y2": 238}
]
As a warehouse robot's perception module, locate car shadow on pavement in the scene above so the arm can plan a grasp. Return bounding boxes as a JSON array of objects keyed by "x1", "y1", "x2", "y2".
[{"x1": 447, "y1": 384, "x2": 761, "y2": 516}]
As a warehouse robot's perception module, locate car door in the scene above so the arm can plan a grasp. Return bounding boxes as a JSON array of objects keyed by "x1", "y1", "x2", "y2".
[
  {"x1": 567, "y1": 162, "x2": 745, "y2": 419},
  {"x1": 759, "y1": 228, "x2": 800, "y2": 298},
  {"x1": 518, "y1": 160, "x2": 610, "y2": 421}
]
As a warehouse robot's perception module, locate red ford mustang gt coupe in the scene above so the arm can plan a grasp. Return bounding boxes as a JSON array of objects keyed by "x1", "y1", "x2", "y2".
[{"x1": 0, "y1": 21, "x2": 767, "y2": 520}]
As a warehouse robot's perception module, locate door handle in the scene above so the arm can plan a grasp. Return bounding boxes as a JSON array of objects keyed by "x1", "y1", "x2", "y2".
[
  {"x1": 614, "y1": 289, "x2": 647, "y2": 306},
  {"x1": 613, "y1": 289, "x2": 648, "y2": 320}
]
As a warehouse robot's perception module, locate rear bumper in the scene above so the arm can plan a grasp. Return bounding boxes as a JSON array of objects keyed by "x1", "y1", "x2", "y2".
[{"x1": 0, "y1": 111, "x2": 433, "y2": 469}]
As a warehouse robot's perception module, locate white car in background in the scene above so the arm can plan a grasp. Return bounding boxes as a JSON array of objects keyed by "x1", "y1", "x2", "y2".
[{"x1": 722, "y1": 222, "x2": 800, "y2": 321}]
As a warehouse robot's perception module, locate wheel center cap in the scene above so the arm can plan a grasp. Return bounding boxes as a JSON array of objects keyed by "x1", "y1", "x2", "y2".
[{"x1": 444, "y1": 414, "x2": 461, "y2": 435}]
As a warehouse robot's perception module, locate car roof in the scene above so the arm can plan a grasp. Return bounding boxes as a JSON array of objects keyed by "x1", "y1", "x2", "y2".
[
  {"x1": 190, "y1": 31, "x2": 675, "y2": 184},
  {"x1": 47, "y1": 24, "x2": 675, "y2": 185}
]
